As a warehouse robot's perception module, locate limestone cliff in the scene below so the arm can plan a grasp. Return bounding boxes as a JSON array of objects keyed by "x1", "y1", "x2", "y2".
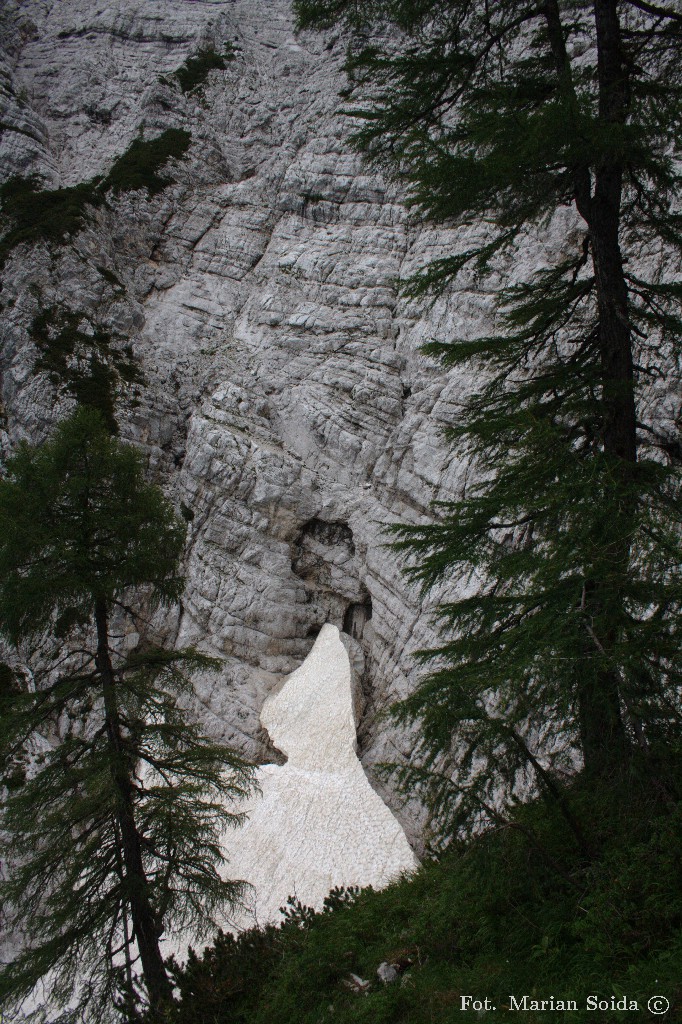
[{"x1": 0, "y1": 0, "x2": 589, "y2": 845}]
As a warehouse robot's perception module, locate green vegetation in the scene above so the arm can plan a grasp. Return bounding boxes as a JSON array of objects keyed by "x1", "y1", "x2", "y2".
[
  {"x1": 1, "y1": 128, "x2": 192, "y2": 426},
  {"x1": 0, "y1": 128, "x2": 192, "y2": 265},
  {"x1": 172, "y1": 46, "x2": 235, "y2": 95},
  {"x1": 30, "y1": 306, "x2": 143, "y2": 433},
  {"x1": 105, "y1": 128, "x2": 191, "y2": 195},
  {"x1": 0, "y1": 408, "x2": 255, "y2": 1021},
  {"x1": 170, "y1": 779, "x2": 682, "y2": 1024},
  {"x1": 0, "y1": 662, "x2": 21, "y2": 700},
  {"x1": 0, "y1": 174, "x2": 102, "y2": 266},
  {"x1": 295, "y1": 0, "x2": 682, "y2": 825}
]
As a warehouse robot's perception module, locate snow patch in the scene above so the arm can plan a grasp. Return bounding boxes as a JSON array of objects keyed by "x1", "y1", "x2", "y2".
[
  {"x1": 7, "y1": 627, "x2": 416, "y2": 1015},
  {"x1": 209, "y1": 623, "x2": 417, "y2": 934}
]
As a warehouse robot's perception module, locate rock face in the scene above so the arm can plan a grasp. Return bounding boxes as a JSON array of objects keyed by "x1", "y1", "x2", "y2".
[
  {"x1": 0, "y1": 0, "x2": 474, "y2": 846},
  {"x1": 1, "y1": 0, "x2": 552, "y2": 849}
]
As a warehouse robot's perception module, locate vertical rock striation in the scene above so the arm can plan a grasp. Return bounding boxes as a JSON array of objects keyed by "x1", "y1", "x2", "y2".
[{"x1": 0, "y1": 0, "x2": 597, "y2": 845}]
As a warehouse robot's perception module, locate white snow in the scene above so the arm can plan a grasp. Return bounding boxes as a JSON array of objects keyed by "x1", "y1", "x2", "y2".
[{"x1": 212, "y1": 623, "x2": 418, "y2": 932}]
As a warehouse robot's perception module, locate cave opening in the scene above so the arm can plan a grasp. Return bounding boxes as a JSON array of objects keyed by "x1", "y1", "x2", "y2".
[{"x1": 342, "y1": 597, "x2": 372, "y2": 641}]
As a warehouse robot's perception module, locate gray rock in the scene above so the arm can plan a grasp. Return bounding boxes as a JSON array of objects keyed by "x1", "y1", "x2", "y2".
[
  {"x1": 377, "y1": 962, "x2": 399, "y2": 985},
  {"x1": 1, "y1": 0, "x2": 674, "y2": 861}
]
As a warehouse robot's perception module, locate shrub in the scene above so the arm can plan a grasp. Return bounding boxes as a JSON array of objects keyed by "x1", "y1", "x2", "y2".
[
  {"x1": 104, "y1": 128, "x2": 191, "y2": 195},
  {"x1": 0, "y1": 175, "x2": 101, "y2": 265},
  {"x1": 29, "y1": 306, "x2": 143, "y2": 432},
  {"x1": 0, "y1": 129, "x2": 192, "y2": 264},
  {"x1": 173, "y1": 46, "x2": 235, "y2": 94}
]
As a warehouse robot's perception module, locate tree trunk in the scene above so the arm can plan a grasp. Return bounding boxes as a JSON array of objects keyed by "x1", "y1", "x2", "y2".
[
  {"x1": 576, "y1": 640, "x2": 629, "y2": 776},
  {"x1": 94, "y1": 598, "x2": 173, "y2": 1015},
  {"x1": 575, "y1": 0, "x2": 636, "y2": 773},
  {"x1": 583, "y1": 201, "x2": 634, "y2": 773},
  {"x1": 545, "y1": 0, "x2": 635, "y2": 773},
  {"x1": 591, "y1": 0, "x2": 637, "y2": 464}
]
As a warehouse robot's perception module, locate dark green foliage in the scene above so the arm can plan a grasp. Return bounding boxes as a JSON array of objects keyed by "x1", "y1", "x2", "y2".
[
  {"x1": 0, "y1": 407, "x2": 185, "y2": 645},
  {"x1": 29, "y1": 306, "x2": 143, "y2": 433},
  {"x1": 168, "y1": 890, "x2": 362, "y2": 1024},
  {"x1": 294, "y1": 0, "x2": 682, "y2": 829},
  {"x1": 0, "y1": 409, "x2": 254, "y2": 1021},
  {"x1": 1, "y1": 127, "x2": 191, "y2": 422},
  {"x1": 0, "y1": 174, "x2": 102, "y2": 266},
  {"x1": 387, "y1": 323, "x2": 681, "y2": 834},
  {"x1": 105, "y1": 128, "x2": 191, "y2": 196},
  {"x1": 0, "y1": 129, "x2": 192, "y2": 265},
  {"x1": 171, "y1": 925, "x2": 284, "y2": 1022},
  {"x1": 172, "y1": 47, "x2": 235, "y2": 94},
  {"x1": 0, "y1": 665, "x2": 26, "y2": 788},
  {"x1": 0, "y1": 661, "x2": 21, "y2": 698},
  {"x1": 0, "y1": 644, "x2": 253, "y2": 1021},
  {"x1": 170, "y1": 781, "x2": 682, "y2": 1024}
]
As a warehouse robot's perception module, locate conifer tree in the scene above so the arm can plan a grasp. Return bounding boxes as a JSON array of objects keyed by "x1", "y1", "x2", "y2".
[
  {"x1": 0, "y1": 408, "x2": 255, "y2": 1022},
  {"x1": 295, "y1": 1, "x2": 682, "y2": 830}
]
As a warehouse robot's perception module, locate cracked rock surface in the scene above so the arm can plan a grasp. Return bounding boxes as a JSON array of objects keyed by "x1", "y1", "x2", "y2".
[
  {"x1": 5, "y1": 0, "x2": 654, "y2": 852},
  {"x1": 0, "y1": 0, "x2": 472, "y2": 849}
]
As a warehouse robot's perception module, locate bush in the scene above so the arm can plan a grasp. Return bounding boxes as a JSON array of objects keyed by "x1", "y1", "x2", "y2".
[
  {"x1": 173, "y1": 46, "x2": 235, "y2": 94},
  {"x1": 104, "y1": 128, "x2": 191, "y2": 195},
  {"x1": 0, "y1": 129, "x2": 192, "y2": 264},
  {"x1": 29, "y1": 306, "x2": 143, "y2": 432},
  {"x1": 0, "y1": 175, "x2": 101, "y2": 266}
]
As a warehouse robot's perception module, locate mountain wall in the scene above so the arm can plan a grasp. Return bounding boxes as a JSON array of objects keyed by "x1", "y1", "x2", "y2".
[{"x1": 0, "y1": 0, "x2": 580, "y2": 845}]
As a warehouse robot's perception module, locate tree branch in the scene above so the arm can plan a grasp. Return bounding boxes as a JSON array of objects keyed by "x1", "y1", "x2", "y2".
[{"x1": 625, "y1": 0, "x2": 682, "y2": 23}]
